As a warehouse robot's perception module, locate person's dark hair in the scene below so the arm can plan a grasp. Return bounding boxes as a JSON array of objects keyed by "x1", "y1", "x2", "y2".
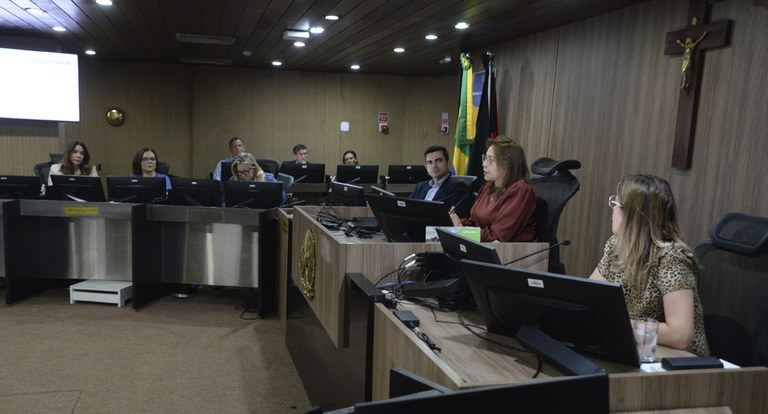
[
  {"x1": 132, "y1": 147, "x2": 158, "y2": 175},
  {"x1": 293, "y1": 144, "x2": 307, "y2": 154},
  {"x1": 484, "y1": 135, "x2": 531, "y2": 199},
  {"x1": 423, "y1": 145, "x2": 450, "y2": 161},
  {"x1": 60, "y1": 140, "x2": 93, "y2": 175},
  {"x1": 342, "y1": 150, "x2": 358, "y2": 164},
  {"x1": 229, "y1": 137, "x2": 243, "y2": 147}
]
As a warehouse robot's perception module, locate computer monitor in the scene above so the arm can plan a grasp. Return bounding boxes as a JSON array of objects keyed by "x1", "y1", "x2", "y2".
[
  {"x1": 353, "y1": 368, "x2": 608, "y2": 413},
  {"x1": 370, "y1": 185, "x2": 395, "y2": 197},
  {"x1": 220, "y1": 161, "x2": 233, "y2": 182},
  {"x1": 106, "y1": 176, "x2": 167, "y2": 203},
  {"x1": 50, "y1": 175, "x2": 106, "y2": 202},
  {"x1": 387, "y1": 165, "x2": 429, "y2": 184},
  {"x1": 365, "y1": 193, "x2": 452, "y2": 242},
  {"x1": 436, "y1": 228, "x2": 501, "y2": 265},
  {"x1": 335, "y1": 164, "x2": 379, "y2": 184},
  {"x1": 0, "y1": 175, "x2": 41, "y2": 199},
  {"x1": 169, "y1": 177, "x2": 220, "y2": 207},
  {"x1": 224, "y1": 180, "x2": 283, "y2": 209},
  {"x1": 279, "y1": 163, "x2": 326, "y2": 183},
  {"x1": 460, "y1": 259, "x2": 640, "y2": 373},
  {"x1": 330, "y1": 181, "x2": 366, "y2": 206}
]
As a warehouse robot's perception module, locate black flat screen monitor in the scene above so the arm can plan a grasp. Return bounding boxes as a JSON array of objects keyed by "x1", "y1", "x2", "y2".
[
  {"x1": 354, "y1": 368, "x2": 608, "y2": 413},
  {"x1": 460, "y1": 259, "x2": 640, "y2": 370},
  {"x1": 224, "y1": 180, "x2": 283, "y2": 209},
  {"x1": 330, "y1": 181, "x2": 366, "y2": 206},
  {"x1": 220, "y1": 161, "x2": 233, "y2": 182},
  {"x1": 387, "y1": 165, "x2": 429, "y2": 184},
  {"x1": 169, "y1": 177, "x2": 220, "y2": 207},
  {"x1": 106, "y1": 176, "x2": 166, "y2": 203},
  {"x1": 370, "y1": 185, "x2": 395, "y2": 197},
  {"x1": 335, "y1": 164, "x2": 379, "y2": 184},
  {"x1": 0, "y1": 175, "x2": 41, "y2": 199},
  {"x1": 365, "y1": 193, "x2": 452, "y2": 242},
  {"x1": 436, "y1": 228, "x2": 501, "y2": 265},
  {"x1": 278, "y1": 163, "x2": 325, "y2": 183},
  {"x1": 50, "y1": 175, "x2": 106, "y2": 202}
]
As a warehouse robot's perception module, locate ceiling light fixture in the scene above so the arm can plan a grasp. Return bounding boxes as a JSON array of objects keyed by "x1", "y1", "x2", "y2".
[
  {"x1": 455, "y1": 22, "x2": 469, "y2": 30},
  {"x1": 350, "y1": 64, "x2": 360, "y2": 70},
  {"x1": 439, "y1": 56, "x2": 452, "y2": 64},
  {"x1": 179, "y1": 57, "x2": 232, "y2": 66},
  {"x1": 393, "y1": 47, "x2": 405, "y2": 53},
  {"x1": 272, "y1": 61, "x2": 282, "y2": 66},
  {"x1": 85, "y1": 50, "x2": 96, "y2": 55},
  {"x1": 294, "y1": 41, "x2": 306, "y2": 47},
  {"x1": 309, "y1": 27, "x2": 324, "y2": 34},
  {"x1": 325, "y1": 15, "x2": 339, "y2": 21},
  {"x1": 283, "y1": 30, "x2": 310, "y2": 41},
  {"x1": 95, "y1": 0, "x2": 113, "y2": 6},
  {"x1": 52, "y1": 26, "x2": 67, "y2": 32},
  {"x1": 25, "y1": 7, "x2": 45, "y2": 14},
  {"x1": 175, "y1": 34, "x2": 236, "y2": 45},
  {"x1": 425, "y1": 34, "x2": 438, "y2": 40}
]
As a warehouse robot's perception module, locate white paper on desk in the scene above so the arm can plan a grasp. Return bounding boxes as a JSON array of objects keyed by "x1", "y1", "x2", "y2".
[{"x1": 640, "y1": 359, "x2": 739, "y2": 372}]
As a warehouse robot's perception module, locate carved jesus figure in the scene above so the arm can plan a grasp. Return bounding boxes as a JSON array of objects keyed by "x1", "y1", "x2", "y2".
[{"x1": 676, "y1": 32, "x2": 708, "y2": 94}]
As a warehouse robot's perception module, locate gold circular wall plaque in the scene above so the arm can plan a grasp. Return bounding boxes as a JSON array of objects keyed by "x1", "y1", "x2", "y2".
[
  {"x1": 300, "y1": 229, "x2": 317, "y2": 300},
  {"x1": 106, "y1": 107, "x2": 125, "y2": 126}
]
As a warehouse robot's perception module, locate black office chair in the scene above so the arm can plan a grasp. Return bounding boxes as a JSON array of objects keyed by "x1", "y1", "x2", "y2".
[
  {"x1": 34, "y1": 161, "x2": 53, "y2": 185},
  {"x1": 451, "y1": 175, "x2": 476, "y2": 188},
  {"x1": 156, "y1": 161, "x2": 171, "y2": 175},
  {"x1": 276, "y1": 172, "x2": 294, "y2": 192},
  {"x1": 529, "y1": 157, "x2": 581, "y2": 274},
  {"x1": 49, "y1": 153, "x2": 63, "y2": 163},
  {"x1": 257, "y1": 158, "x2": 280, "y2": 175},
  {"x1": 693, "y1": 212, "x2": 768, "y2": 367}
]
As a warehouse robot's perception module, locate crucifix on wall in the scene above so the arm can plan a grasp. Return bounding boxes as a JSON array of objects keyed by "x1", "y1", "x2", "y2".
[{"x1": 664, "y1": 0, "x2": 732, "y2": 169}]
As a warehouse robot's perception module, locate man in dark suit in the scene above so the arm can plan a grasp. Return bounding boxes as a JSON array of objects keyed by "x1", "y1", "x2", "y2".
[{"x1": 410, "y1": 145, "x2": 470, "y2": 216}]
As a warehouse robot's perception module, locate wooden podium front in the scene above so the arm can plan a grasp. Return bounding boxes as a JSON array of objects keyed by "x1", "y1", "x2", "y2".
[{"x1": 288, "y1": 205, "x2": 549, "y2": 348}]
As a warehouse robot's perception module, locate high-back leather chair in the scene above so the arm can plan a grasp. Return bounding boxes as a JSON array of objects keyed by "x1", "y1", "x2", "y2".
[
  {"x1": 529, "y1": 157, "x2": 581, "y2": 274},
  {"x1": 156, "y1": 161, "x2": 171, "y2": 175},
  {"x1": 34, "y1": 161, "x2": 53, "y2": 185},
  {"x1": 451, "y1": 175, "x2": 476, "y2": 188},
  {"x1": 694, "y1": 212, "x2": 768, "y2": 367},
  {"x1": 276, "y1": 172, "x2": 295, "y2": 192},
  {"x1": 257, "y1": 159, "x2": 280, "y2": 175}
]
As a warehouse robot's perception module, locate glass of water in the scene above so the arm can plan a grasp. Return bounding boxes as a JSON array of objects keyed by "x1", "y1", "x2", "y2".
[{"x1": 633, "y1": 318, "x2": 659, "y2": 363}]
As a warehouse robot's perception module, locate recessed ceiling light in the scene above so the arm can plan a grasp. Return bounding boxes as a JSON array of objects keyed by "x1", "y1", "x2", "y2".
[
  {"x1": 294, "y1": 41, "x2": 306, "y2": 47},
  {"x1": 85, "y1": 50, "x2": 96, "y2": 55},
  {"x1": 309, "y1": 27, "x2": 324, "y2": 34},
  {"x1": 425, "y1": 34, "x2": 438, "y2": 40},
  {"x1": 455, "y1": 22, "x2": 469, "y2": 30},
  {"x1": 25, "y1": 7, "x2": 45, "y2": 14},
  {"x1": 350, "y1": 64, "x2": 360, "y2": 70},
  {"x1": 439, "y1": 56, "x2": 452, "y2": 64},
  {"x1": 52, "y1": 26, "x2": 67, "y2": 32},
  {"x1": 272, "y1": 61, "x2": 282, "y2": 66},
  {"x1": 242, "y1": 50, "x2": 252, "y2": 57},
  {"x1": 95, "y1": 0, "x2": 113, "y2": 5},
  {"x1": 283, "y1": 30, "x2": 309, "y2": 40},
  {"x1": 393, "y1": 47, "x2": 405, "y2": 53},
  {"x1": 325, "y1": 15, "x2": 339, "y2": 21}
]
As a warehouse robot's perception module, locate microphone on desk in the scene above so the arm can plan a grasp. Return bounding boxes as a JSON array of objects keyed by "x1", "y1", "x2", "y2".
[
  {"x1": 503, "y1": 240, "x2": 571, "y2": 266},
  {"x1": 293, "y1": 175, "x2": 307, "y2": 184}
]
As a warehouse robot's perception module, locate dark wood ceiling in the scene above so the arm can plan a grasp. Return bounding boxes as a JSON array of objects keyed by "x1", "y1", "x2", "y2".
[{"x1": 0, "y1": 0, "x2": 648, "y2": 76}]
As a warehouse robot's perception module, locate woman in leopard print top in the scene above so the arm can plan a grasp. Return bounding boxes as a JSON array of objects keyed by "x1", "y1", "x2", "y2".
[{"x1": 590, "y1": 175, "x2": 709, "y2": 356}]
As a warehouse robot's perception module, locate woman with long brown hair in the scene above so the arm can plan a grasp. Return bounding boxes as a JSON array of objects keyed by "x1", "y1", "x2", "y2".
[{"x1": 47, "y1": 140, "x2": 98, "y2": 185}]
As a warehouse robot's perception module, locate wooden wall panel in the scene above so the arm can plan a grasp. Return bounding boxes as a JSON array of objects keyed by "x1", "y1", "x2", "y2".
[{"x1": 487, "y1": 0, "x2": 768, "y2": 276}]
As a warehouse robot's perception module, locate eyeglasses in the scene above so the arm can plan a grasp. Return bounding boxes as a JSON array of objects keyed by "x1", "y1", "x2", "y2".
[
  {"x1": 141, "y1": 157, "x2": 156, "y2": 162},
  {"x1": 236, "y1": 168, "x2": 253, "y2": 176},
  {"x1": 481, "y1": 154, "x2": 496, "y2": 164},
  {"x1": 608, "y1": 195, "x2": 624, "y2": 209}
]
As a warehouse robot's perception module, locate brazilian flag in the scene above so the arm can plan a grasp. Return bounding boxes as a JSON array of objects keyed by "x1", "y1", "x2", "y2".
[{"x1": 452, "y1": 53, "x2": 475, "y2": 176}]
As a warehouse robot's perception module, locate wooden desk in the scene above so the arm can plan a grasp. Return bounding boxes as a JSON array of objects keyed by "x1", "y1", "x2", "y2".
[
  {"x1": 288, "y1": 205, "x2": 549, "y2": 347},
  {"x1": 372, "y1": 302, "x2": 768, "y2": 412}
]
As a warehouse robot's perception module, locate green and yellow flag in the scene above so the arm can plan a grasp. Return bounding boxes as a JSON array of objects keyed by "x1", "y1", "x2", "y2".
[{"x1": 452, "y1": 53, "x2": 475, "y2": 176}]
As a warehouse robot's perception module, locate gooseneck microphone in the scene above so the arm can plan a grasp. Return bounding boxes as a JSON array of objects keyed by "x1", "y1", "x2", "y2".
[
  {"x1": 293, "y1": 175, "x2": 307, "y2": 184},
  {"x1": 503, "y1": 240, "x2": 571, "y2": 266}
]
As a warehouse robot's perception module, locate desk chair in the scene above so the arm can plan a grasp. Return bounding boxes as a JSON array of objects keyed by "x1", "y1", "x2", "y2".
[
  {"x1": 276, "y1": 172, "x2": 294, "y2": 192},
  {"x1": 33, "y1": 161, "x2": 52, "y2": 185},
  {"x1": 694, "y1": 212, "x2": 768, "y2": 367},
  {"x1": 257, "y1": 158, "x2": 280, "y2": 175},
  {"x1": 529, "y1": 157, "x2": 581, "y2": 274},
  {"x1": 156, "y1": 161, "x2": 171, "y2": 175},
  {"x1": 451, "y1": 175, "x2": 476, "y2": 188}
]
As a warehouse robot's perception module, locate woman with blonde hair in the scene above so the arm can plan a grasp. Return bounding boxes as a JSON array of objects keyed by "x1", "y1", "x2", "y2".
[
  {"x1": 590, "y1": 174, "x2": 709, "y2": 356},
  {"x1": 231, "y1": 153, "x2": 275, "y2": 183}
]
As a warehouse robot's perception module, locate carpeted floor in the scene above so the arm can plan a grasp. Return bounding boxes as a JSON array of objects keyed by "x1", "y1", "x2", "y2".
[{"x1": 0, "y1": 285, "x2": 311, "y2": 414}]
